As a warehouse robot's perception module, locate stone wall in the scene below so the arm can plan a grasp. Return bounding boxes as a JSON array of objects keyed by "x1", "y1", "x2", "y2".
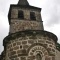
[
  {"x1": 55, "y1": 50, "x2": 60, "y2": 60},
  {"x1": 0, "y1": 55, "x2": 1, "y2": 60},
  {"x1": 0, "y1": 51, "x2": 6, "y2": 60},
  {"x1": 11, "y1": 7, "x2": 42, "y2": 21},
  {"x1": 9, "y1": 7, "x2": 44, "y2": 33},
  {"x1": 4, "y1": 31, "x2": 56, "y2": 60},
  {"x1": 10, "y1": 20, "x2": 43, "y2": 33}
]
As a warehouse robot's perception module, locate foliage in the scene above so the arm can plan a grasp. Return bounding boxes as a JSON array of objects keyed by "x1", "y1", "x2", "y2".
[{"x1": 56, "y1": 43, "x2": 60, "y2": 51}]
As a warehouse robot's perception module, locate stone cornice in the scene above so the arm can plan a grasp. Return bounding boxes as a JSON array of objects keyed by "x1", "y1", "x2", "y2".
[{"x1": 3, "y1": 30, "x2": 58, "y2": 47}]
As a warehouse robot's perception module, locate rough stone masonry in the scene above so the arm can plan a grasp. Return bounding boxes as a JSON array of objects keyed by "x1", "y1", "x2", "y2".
[{"x1": 0, "y1": 0, "x2": 60, "y2": 60}]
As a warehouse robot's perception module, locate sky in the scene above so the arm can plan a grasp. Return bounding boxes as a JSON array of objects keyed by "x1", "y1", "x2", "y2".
[{"x1": 0, "y1": 0, "x2": 60, "y2": 54}]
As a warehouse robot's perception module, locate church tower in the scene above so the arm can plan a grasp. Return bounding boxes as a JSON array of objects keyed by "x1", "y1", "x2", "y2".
[
  {"x1": 8, "y1": 0, "x2": 44, "y2": 34},
  {"x1": 0, "y1": 0, "x2": 58, "y2": 60}
]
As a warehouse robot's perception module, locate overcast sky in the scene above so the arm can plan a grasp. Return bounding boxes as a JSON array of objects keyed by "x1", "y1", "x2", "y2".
[{"x1": 0, "y1": 0, "x2": 60, "y2": 54}]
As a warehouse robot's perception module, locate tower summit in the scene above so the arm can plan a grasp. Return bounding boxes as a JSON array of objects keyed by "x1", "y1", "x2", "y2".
[
  {"x1": 18, "y1": 0, "x2": 29, "y2": 5},
  {"x1": 0, "y1": 0, "x2": 58, "y2": 60}
]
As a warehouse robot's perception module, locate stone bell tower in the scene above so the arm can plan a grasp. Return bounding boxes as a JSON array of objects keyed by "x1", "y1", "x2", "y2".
[
  {"x1": 1, "y1": 0, "x2": 58, "y2": 60},
  {"x1": 8, "y1": 0, "x2": 44, "y2": 34}
]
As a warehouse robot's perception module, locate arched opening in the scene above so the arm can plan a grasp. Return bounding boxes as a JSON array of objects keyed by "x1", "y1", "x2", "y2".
[
  {"x1": 18, "y1": 10, "x2": 24, "y2": 19},
  {"x1": 36, "y1": 53, "x2": 42, "y2": 60},
  {"x1": 30, "y1": 12, "x2": 36, "y2": 20}
]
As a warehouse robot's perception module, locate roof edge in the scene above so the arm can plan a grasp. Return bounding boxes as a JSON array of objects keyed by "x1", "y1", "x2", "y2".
[{"x1": 3, "y1": 30, "x2": 58, "y2": 47}]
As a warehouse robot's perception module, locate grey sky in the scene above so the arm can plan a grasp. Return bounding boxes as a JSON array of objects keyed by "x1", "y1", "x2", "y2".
[{"x1": 0, "y1": 0, "x2": 60, "y2": 54}]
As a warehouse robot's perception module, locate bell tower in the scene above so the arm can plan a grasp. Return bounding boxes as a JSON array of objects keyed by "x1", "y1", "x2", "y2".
[
  {"x1": 8, "y1": 0, "x2": 44, "y2": 33},
  {"x1": 2, "y1": 0, "x2": 57, "y2": 60}
]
